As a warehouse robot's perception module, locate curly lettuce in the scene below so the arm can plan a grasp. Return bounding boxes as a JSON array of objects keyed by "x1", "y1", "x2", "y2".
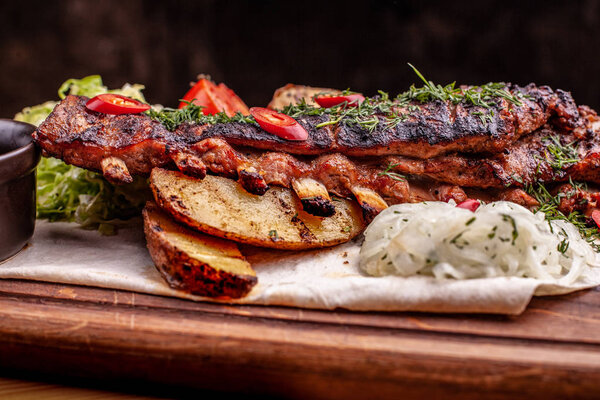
[{"x1": 15, "y1": 75, "x2": 151, "y2": 234}]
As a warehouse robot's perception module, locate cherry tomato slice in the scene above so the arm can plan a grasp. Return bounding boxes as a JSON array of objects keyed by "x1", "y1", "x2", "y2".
[
  {"x1": 315, "y1": 94, "x2": 365, "y2": 108},
  {"x1": 179, "y1": 78, "x2": 249, "y2": 117},
  {"x1": 592, "y1": 210, "x2": 600, "y2": 228},
  {"x1": 85, "y1": 94, "x2": 150, "y2": 115},
  {"x1": 456, "y1": 198, "x2": 481, "y2": 212},
  {"x1": 250, "y1": 107, "x2": 308, "y2": 141}
]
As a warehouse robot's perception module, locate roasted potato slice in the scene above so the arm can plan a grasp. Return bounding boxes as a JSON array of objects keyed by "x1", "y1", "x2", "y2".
[
  {"x1": 267, "y1": 83, "x2": 341, "y2": 109},
  {"x1": 150, "y1": 168, "x2": 365, "y2": 250},
  {"x1": 143, "y1": 201, "x2": 257, "y2": 298}
]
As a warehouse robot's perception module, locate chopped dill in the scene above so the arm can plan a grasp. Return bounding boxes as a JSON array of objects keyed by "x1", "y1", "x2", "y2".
[
  {"x1": 147, "y1": 65, "x2": 530, "y2": 135},
  {"x1": 541, "y1": 135, "x2": 581, "y2": 170},
  {"x1": 501, "y1": 214, "x2": 519, "y2": 245},
  {"x1": 510, "y1": 174, "x2": 524, "y2": 184},
  {"x1": 525, "y1": 181, "x2": 600, "y2": 252},
  {"x1": 146, "y1": 101, "x2": 255, "y2": 131},
  {"x1": 377, "y1": 163, "x2": 406, "y2": 181},
  {"x1": 472, "y1": 110, "x2": 495, "y2": 126},
  {"x1": 449, "y1": 231, "x2": 467, "y2": 249},
  {"x1": 268, "y1": 229, "x2": 279, "y2": 240},
  {"x1": 396, "y1": 63, "x2": 531, "y2": 108},
  {"x1": 557, "y1": 237, "x2": 570, "y2": 254}
]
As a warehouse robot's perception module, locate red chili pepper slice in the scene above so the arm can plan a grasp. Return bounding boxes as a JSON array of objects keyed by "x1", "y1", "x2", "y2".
[
  {"x1": 250, "y1": 107, "x2": 308, "y2": 141},
  {"x1": 314, "y1": 94, "x2": 365, "y2": 108},
  {"x1": 86, "y1": 94, "x2": 150, "y2": 115},
  {"x1": 592, "y1": 209, "x2": 600, "y2": 228},
  {"x1": 456, "y1": 199, "x2": 481, "y2": 212}
]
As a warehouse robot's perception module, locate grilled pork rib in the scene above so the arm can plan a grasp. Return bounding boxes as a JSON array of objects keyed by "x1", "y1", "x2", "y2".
[
  {"x1": 33, "y1": 86, "x2": 592, "y2": 220},
  {"x1": 388, "y1": 107, "x2": 600, "y2": 189}
]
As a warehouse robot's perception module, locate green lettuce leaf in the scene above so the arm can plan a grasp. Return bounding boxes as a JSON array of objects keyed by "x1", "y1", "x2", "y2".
[{"x1": 15, "y1": 75, "x2": 151, "y2": 234}]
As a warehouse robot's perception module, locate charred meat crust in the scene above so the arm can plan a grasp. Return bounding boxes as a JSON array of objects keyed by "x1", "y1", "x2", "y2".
[
  {"x1": 36, "y1": 83, "x2": 579, "y2": 163},
  {"x1": 237, "y1": 169, "x2": 269, "y2": 195},
  {"x1": 33, "y1": 86, "x2": 595, "y2": 219},
  {"x1": 386, "y1": 108, "x2": 600, "y2": 189},
  {"x1": 300, "y1": 196, "x2": 336, "y2": 217}
]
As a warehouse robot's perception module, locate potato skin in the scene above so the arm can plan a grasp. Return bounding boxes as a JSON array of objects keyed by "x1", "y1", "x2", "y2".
[
  {"x1": 150, "y1": 168, "x2": 365, "y2": 250},
  {"x1": 143, "y1": 202, "x2": 257, "y2": 299}
]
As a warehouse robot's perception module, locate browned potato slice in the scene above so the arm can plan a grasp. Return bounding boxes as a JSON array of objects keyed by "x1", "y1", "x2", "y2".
[
  {"x1": 150, "y1": 168, "x2": 365, "y2": 250},
  {"x1": 143, "y1": 201, "x2": 257, "y2": 298},
  {"x1": 267, "y1": 83, "x2": 341, "y2": 109}
]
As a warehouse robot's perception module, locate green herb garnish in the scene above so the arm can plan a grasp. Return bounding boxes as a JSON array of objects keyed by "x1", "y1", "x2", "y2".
[
  {"x1": 396, "y1": 63, "x2": 530, "y2": 108},
  {"x1": 147, "y1": 101, "x2": 256, "y2": 131},
  {"x1": 154, "y1": 64, "x2": 531, "y2": 134},
  {"x1": 502, "y1": 214, "x2": 519, "y2": 245},
  {"x1": 377, "y1": 163, "x2": 406, "y2": 181},
  {"x1": 268, "y1": 229, "x2": 279, "y2": 240},
  {"x1": 557, "y1": 237, "x2": 570, "y2": 254},
  {"x1": 541, "y1": 135, "x2": 581, "y2": 170},
  {"x1": 525, "y1": 181, "x2": 600, "y2": 252}
]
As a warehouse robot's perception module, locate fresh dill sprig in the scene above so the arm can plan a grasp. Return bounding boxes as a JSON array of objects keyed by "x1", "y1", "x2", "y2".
[
  {"x1": 148, "y1": 65, "x2": 530, "y2": 134},
  {"x1": 472, "y1": 109, "x2": 495, "y2": 126},
  {"x1": 525, "y1": 181, "x2": 600, "y2": 252},
  {"x1": 146, "y1": 101, "x2": 255, "y2": 131},
  {"x1": 396, "y1": 63, "x2": 529, "y2": 109},
  {"x1": 377, "y1": 163, "x2": 406, "y2": 181},
  {"x1": 541, "y1": 135, "x2": 581, "y2": 170},
  {"x1": 282, "y1": 64, "x2": 529, "y2": 134}
]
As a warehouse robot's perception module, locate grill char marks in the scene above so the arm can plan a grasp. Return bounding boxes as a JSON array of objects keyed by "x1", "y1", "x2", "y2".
[
  {"x1": 385, "y1": 106, "x2": 600, "y2": 189},
  {"x1": 34, "y1": 95, "x2": 174, "y2": 175},
  {"x1": 37, "y1": 83, "x2": 579, "y2": 164},
  {"x1": 336, "y1": 100, "x2": 513, "y2": 158},
  {"x1": 33, "y1": 85, "x2": 591, "y2": 219},
  {"x1": 338, "y1": 84, "x2": 580, "y2": 158},
  {"x1": 192, "y1": 114, "x2": 335, "y2": 155}
]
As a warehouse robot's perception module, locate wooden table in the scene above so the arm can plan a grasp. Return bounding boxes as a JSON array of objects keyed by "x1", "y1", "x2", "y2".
[
  {"x1": 1, "y1": 279, "x2": 600, "y2": 399},
  {"x1": 0, "y1": 376, "x2": 155, "y2": 400}
]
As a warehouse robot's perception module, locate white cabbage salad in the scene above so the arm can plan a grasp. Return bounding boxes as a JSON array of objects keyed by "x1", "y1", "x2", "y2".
[{"x1": 359, "y1": 201, "x2": 600, "y2": 285}]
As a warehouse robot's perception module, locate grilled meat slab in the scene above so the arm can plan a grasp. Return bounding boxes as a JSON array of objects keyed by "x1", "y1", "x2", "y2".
[
  {"x1": 36, "y1": 83, "x2": 578, "y2": 166},
  {"x1": 386, "y1": 106, "x2": 600, "y2": 188},
  {"x1": 33, "y1": 86, "x2": 590, "y2": 220}
]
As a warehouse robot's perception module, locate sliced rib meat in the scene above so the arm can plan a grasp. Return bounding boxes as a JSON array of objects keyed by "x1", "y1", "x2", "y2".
[{"x1": 32, "y1": 86, "x2": 592, "y2": 220}]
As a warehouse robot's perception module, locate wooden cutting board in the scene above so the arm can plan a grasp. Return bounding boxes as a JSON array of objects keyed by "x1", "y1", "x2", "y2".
[{"x1": 1, "y1": 279, "x2": 599, "y2": 399}]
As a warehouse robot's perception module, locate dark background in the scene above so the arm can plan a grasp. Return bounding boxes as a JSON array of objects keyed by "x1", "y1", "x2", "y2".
[{"x1": 1, "y1": 0, "x2": 599, "y2": 117}]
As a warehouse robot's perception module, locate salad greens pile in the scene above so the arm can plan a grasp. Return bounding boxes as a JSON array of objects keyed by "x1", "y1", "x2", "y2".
[{"x1": 14, "y1": 75, "x2": 151, "y2": 234}]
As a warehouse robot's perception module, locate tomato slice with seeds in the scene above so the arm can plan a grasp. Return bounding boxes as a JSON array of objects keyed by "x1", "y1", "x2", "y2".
[
  {"x1": 315, "y1": 94, "x2": 365, "y2": 108},
  {"x1": 456, "y1": 199, "x2": 481, "y2": 212},
  {"x1": 85, "y1": 94, "x2": 150, "y2": 115},
  {"x1": 250, "y1": 107, "x2": 308, "y2": 141},
  {"x1": 179, "y1": 78, "x2": 249, "y2": 117}
]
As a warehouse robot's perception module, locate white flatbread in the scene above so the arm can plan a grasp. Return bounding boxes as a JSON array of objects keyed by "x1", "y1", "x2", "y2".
[{"x1": 1, "y1": 220, "x2": 600, "y2": 315}]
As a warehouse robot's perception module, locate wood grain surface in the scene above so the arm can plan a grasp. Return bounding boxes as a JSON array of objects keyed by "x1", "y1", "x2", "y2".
[
  {"x1": 0, "y1": 376, "x2": 154, "y2": 400},
  {"x1": 0, "y1": 279, "x2": 599, "y2": 399}
]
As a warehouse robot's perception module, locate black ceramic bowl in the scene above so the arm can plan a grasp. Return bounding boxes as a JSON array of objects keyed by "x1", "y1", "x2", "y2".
[{"x1": 0, "y1": 119, "x2": 40, "y2": 262}]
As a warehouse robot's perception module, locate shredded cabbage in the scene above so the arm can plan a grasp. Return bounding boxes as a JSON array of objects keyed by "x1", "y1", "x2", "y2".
[
  {"x1": 359, "y1": 201, "x2": 600, "y2": 284},
  {"x1": 14, "y1": 75, "x2": 150, "y2": 234}
]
